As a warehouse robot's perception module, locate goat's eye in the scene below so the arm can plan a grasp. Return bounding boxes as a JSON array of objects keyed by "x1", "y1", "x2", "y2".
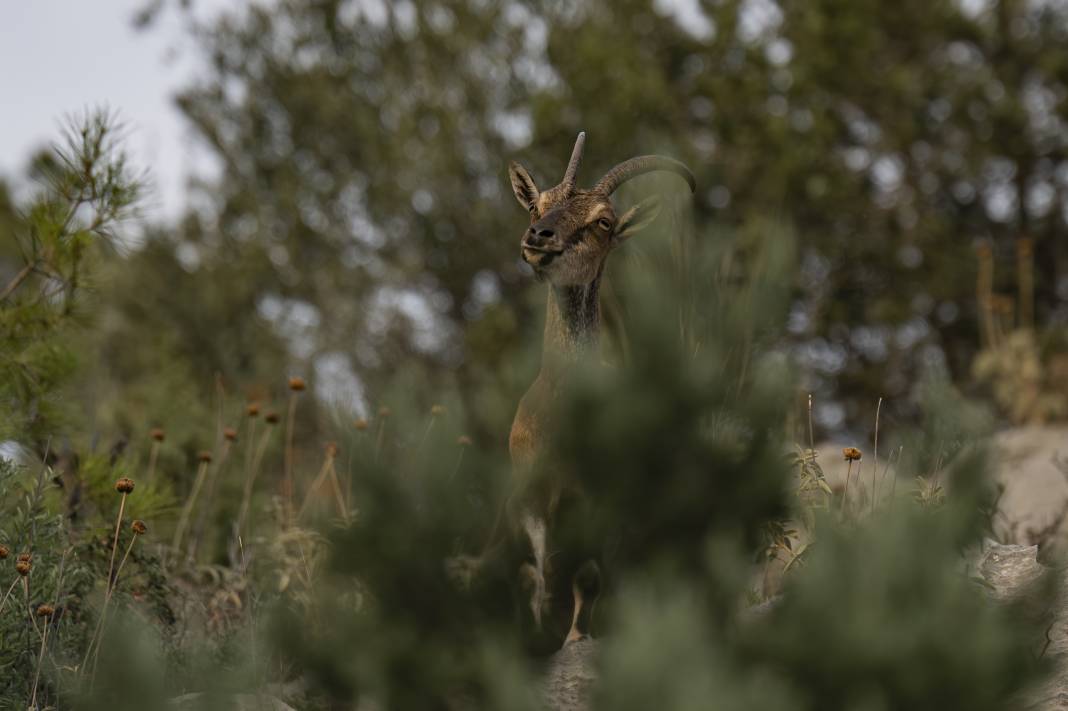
[{"x1": 597, "y1": 218, "x2": 612, "y2": 231}]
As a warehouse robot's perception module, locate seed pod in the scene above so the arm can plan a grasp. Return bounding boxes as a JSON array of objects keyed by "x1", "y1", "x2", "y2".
[
  {"x1": 430, "y1": 404, "x2": 446, "y2": 417},
  {"x1": 353, "y1": 418, "x2": 369, "y2": 431},
  {"x1": 377, "y1": 406, "x2": 392, "y2": 418},
  {"x1": 842, "y1": 447, "x2": 863, "y2": 462},
  {"x1": 16, "y1": 561, "x2": 30, "y2": 577},
  {"x1": 223, "y1": 427, "x2": 238, "y2": 442},
  {"x1": 197, "y1": 451, "x2": 213, "y2": 463},
  {"x1": 246, "y1": 402, "x2": 260, "y2": 417},
  {"x1": 457, "y1": 435, "x2": 473, "y2": 447},
  {"x1": 36, "y1": 604, "x2": 54, "y2": 618},
  {"x1": 288, "y1": 376, "x2": 306, "y2": 392},
  {"x1": 325, "y1": 442, "x2": 339, "y2": 458},
  {"x1": 16, "y1": 553, "x2": 30, "y2": 563},
  {"x1": 131, "y1": 520, "x2": 147, "y2": 535},
  {"x1": 150, "y1": 428, "x2": 165, "y2": 442},
  {"x1": 115, "y1": 477, "x2": 135, "y2": 494},
  {"x1": 265, "y1": 411, "x2": 280, "y2": 425},
  {"x1": 0, "y1": 545, "x2": 8, "y2": 560}
]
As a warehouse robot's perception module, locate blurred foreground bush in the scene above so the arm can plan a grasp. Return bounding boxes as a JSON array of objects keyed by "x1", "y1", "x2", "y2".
[{"x1": 0, "y1": 114, "x2": 1057, "y2": 711}]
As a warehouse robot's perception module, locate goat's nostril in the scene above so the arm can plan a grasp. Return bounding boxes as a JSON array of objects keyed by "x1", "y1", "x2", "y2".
[{"x1": 537, "y1": 229, "x2": 555, "y2": 238}]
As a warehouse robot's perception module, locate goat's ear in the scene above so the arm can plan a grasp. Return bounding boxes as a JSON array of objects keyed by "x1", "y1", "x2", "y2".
[
  {"x1": 612, "y1": 196, "x2": 662, "y2": 246},
  {"x1": 509, "y1": 161, "x2": 540, "y2": 214}
]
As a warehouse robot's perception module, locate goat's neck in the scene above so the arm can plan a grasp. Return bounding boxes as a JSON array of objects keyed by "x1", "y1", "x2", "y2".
[{"x1": 541, "y1": 275, "x2": 602, "y2": 373}]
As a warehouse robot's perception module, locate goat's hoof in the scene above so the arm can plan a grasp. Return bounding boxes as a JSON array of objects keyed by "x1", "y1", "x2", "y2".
[{"x1": 562, "y1": 633, "x2": 590, "y2": 648}]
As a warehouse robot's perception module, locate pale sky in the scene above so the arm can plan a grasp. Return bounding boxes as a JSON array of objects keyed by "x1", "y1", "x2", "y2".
[
  {"x1": 0, "y1": 0, "x2": 227, "y2": 222},
  {"x1": 0, "y1": 0, "x2": 719, "y2": 225}
]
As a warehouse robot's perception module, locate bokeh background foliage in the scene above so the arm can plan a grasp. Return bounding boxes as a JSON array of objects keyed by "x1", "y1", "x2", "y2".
[{"x1": 0, "y1": 0, "x2": 1066, "y2": 708}]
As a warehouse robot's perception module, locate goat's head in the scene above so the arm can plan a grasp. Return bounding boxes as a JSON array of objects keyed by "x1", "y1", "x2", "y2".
[{"x1": 508, "y1": 132, "x2": 695, "y2": 286}]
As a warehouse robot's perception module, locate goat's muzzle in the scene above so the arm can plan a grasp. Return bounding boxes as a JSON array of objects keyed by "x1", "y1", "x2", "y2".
[{"x1": 521, "y1": 240, "x2": 562, "y2": 268}]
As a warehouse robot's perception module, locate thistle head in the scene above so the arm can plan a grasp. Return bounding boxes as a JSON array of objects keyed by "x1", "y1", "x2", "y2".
[
  {"x1": 131, "y1": 520, "x2": 147, "y2": 535},
  {"x1": 115, "y1": 477, "x2": 135, "y2": 494},
  {"x1": 843, "y1": 447, "x2": 863, "y2": 462}
]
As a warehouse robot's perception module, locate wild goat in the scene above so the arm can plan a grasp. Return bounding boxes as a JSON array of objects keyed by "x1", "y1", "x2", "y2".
[{"x1": 504, "y1": 132, "x2": 695, "y2": 647}]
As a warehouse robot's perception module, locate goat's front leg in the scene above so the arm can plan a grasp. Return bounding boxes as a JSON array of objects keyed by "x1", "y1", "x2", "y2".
[
  {"x1": 564, "y1": 559, "x2": 601, "y2": 646},
  {"x1": 520, "y1": 512, "x2": 550, "y2": 628}
]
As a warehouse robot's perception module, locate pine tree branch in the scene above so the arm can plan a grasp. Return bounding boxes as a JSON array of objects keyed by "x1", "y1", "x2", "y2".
[{"x1": 0, "y1": 261, "x2": 37, "y2": 303}]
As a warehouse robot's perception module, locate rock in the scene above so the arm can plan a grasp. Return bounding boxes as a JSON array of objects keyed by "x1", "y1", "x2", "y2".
[
  {"x1": 542, "y1": 638, "x2": 599, "y2": 711},
  {"x1": 975, "y1": 540, "x2": 1068, "y2": 711},
  {"x1": 990, "y1": 426, "x2": 1068, "y2": 556}
]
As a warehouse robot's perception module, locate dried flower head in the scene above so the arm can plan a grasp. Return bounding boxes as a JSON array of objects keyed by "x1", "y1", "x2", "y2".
[
  {"x1": 131, "y1": 520, "x2": 147, "y2": 535},
  {"x1": 223, "y1": 427, "x2": 238, "y2": 441},
  {"x1": 325, "y1": 442, "x2": 339, "y2": 458},
  {"x1": 353, "y1": 418, "x2": 369, "y2": 431},
  {"x1": 16, "y1": 561, "x2": 31, "y2": 577},
  {"x1": 265, "y1": 411, "x2": 280, "y2": 425},
  {"x1": 843, "y1": 447, "x2": 863, "y2": 462},
  {"x1": 378, "y1": 406, "x2": 392, "y2": 418},
  {"x1": 197, "y1": 451, "x2": 213, "y2": 463},
  {"x1": 36, "y1": 604, "x2": 54, "y2": 618},
  {"x1": 150, "y1": 428, "x2": 165, "y2": 442},
  {"x1": 430, "y1": 404, "x2": 446, "y2": 417},
  {"x1": 115, "y1": 477, "x2": 135, "y2": 494},
  {"x1": 457, "y1": 435, "x2": 473, "y2": 447},
  {"x1": 246, "y1": 402, "x2": 260, "y2": 417},
  {"x1": 288, "y1": 376, "x2": 307, "y2": 392},
  {"x1": 16, "y1": 553, "x2": 30, "y2": 563},
  {"x1": 0, "y1": 545, "x2": 8, "y2": 560}
]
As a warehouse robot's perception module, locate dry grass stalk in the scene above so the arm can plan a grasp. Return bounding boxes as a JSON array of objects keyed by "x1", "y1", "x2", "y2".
[
  {"x1": 237, "y1": 419, "x2": 276, "y2": 541},
  {"x1": 977, "y1": 242, "x2": 996, "y2": 348},
  {"x1": 30, "y1": 547, "x2": 69, "y2": 708},
  {"x1": 146, "y1": 435, "x2": 162, "y2": 482},
  {"x1": 190, "y1": 434, "x2": 237, "y2": 560},
  {"x1": 86, "y1": 521, "x2": 145, "y2": 682},
  {"x1": 283, "y1": 380, "x2": 304, "y2": 527},
  {"x1": 172, "y1": 459, "x2": 210, "y2": 557},
  {"x1": 299, "y1": 444, "x2": 348, "y2": 522},
  {"x1": 842, "y1": 447, "x2": 862, "y2": 514},
  {"x1": 0, "y1": 575, "x2": 18, "y2": 617},
  {"x1": 1017, "y1": 236, "x2": 1033, "y2": 331},
  {"x1": 416, "y1": 404, "x2": 446, "y2": 457},
  {"x1": 872, "y1": 397, "x2": 882, "y2": 515},
  {"x1": 82, "y1": 481, "x2": 134, "y2": 677},
  {"x1": 451, "y1": 435, "x2": 472, "y2": 481},
  {"x1": 374, "y1": 406, "x2": 391, "y2": 462}
]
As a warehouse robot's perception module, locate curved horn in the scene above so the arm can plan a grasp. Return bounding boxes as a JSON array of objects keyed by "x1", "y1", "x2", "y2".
[
  {"x1": 560, "y1": 131, "x2": 586, "y2": 193},
  {"x1": 594, "y1": 155, "x2": 696, "y2": 195}
]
